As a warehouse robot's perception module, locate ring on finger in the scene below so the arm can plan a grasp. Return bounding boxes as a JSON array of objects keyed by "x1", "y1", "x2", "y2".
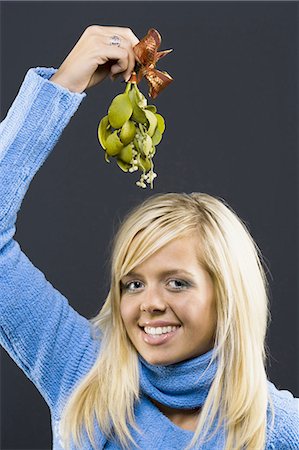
[{"x1": 109, "y1": 35, "x2": 121, "y2": 47}]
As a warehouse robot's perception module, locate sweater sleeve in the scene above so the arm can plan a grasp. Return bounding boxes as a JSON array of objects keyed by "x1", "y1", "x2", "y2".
[
  {"x1": 267, "y1": 381, "x2": 299, "y2": 449},
  {"x1": 0, "y1": 67, "x2": 100, "y2": 415}
]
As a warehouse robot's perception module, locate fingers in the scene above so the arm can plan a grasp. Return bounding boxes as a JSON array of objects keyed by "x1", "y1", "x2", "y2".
[
  {"x1": 85, "y1": 25, "x2": 139, "y2": 81},
  {"x1": 100, "y1": 25, "x2": 139, "y2": 47},
  {"x1": 86, "y1": 25, "x2": 139, "y2": 47},
  {"x1": 103, "y1": 47, "x2": 130, "y2": 77}
]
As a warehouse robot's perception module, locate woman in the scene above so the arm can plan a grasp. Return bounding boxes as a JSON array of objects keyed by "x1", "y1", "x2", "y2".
[{"x1": 0, "y1": 25, "x2": 298, "y2": 450}]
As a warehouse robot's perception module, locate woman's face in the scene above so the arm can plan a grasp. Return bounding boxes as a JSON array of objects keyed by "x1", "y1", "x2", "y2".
[{"x1": 120, "y1": 234, "x2": 217, "y2": 365}]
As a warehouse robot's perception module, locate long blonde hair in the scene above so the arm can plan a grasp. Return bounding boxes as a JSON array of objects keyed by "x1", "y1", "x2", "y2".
[{"x1": 59, "y1": 192, "x2": 275, "y2": 450}]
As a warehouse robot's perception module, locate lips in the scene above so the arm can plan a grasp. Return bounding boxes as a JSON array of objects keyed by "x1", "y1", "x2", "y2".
[
  {"x1": 139, "y1": 325, "x2": 181, "y2": 346},
  {"x1": 139, "y1": 321, "x2": 181, "y2": 327}
]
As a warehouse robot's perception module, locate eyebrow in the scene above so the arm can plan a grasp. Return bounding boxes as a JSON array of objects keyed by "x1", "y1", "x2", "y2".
[{"x1": 121, "y1": 269, "x2": 195, "y2": 280}]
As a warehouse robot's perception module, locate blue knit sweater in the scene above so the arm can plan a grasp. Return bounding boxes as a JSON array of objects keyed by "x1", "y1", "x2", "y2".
[{"x1": 0, "y1": 67, "x2": 298, "y2": 450}]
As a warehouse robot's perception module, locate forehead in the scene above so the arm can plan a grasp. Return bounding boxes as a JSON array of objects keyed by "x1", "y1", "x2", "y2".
[{"x1": 126, "y1": 235, "x2": 203, "y2": 274}]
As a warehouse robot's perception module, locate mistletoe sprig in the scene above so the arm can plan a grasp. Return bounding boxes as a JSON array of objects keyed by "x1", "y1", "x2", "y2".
[{"x1": 97, "y1": 28, "x2": 173, "y2": 189}]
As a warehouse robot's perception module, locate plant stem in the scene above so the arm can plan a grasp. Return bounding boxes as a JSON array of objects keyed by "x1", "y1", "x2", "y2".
[{"x1": 125, "y1": 82, "x2": 132, "y2": 94}]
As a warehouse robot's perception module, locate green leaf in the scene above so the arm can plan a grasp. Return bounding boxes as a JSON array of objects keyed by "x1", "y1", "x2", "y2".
[
  {"x1": 152, "y1": 128, "x2": 162, "y2": 146},
  {"x1": 108, "y1": 93, "x2": 133, "y2": 129},
  {"x1": 146, "y1": 105, "x2": 157, "y2": 113},
  {"x1": 116, "y1": 159, "x2": 131, "y2": 172},
  {"x1": 120, "y1": 120, "x2": 136, "y2": 145},
  {"x1": 105, "y1": 130, "x2": 124, "y2": 156},
  {"x1": 98, "y1": 115, "x2": 111, "y2": 149},
  {"x1": 129, "y1": 89, "x2": 147, "y2": 124},
  {"x1": 144, "y1": 110, "x2": 158, "y2": 137},
  {"x1": 118, "y1": 143, "x2": 134, "y2": 164},
  {"x1": 155, "y1": 114, "x2": 165, "y2": 134}
]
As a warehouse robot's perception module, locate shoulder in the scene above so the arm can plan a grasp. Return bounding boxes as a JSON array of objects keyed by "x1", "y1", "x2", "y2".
[{"x1": 266, "y1": 380, "x2": 299, "y2": 449}]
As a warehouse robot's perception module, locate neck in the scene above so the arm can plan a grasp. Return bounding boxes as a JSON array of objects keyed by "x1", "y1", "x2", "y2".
[{"x1": 138, "y1": 348, "x2": 218, "y2": 409}]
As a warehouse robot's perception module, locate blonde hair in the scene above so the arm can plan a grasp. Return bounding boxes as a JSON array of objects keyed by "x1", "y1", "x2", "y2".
[{"x1": 59, "y1": 192, "x2": 275, "y2": 450}]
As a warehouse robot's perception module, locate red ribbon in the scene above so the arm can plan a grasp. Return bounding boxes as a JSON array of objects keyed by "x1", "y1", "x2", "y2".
[{"x1": 130, "y1": 28, "x2": 173, "y2": 99}]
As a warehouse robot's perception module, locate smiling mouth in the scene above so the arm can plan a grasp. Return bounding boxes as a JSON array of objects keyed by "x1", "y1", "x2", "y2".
[{"x1": 139, "y1": 325, "x2": 181, "y2": 346}]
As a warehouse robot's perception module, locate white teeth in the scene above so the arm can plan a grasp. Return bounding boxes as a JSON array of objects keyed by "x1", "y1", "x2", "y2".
[{"x1": 143, "y1": 325, "x2": 179, "y2": 336}]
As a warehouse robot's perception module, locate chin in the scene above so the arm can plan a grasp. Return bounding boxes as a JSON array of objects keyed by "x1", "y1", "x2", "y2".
[{"x1": 139, "y1": 350, "x2": 182, "y2": 366}]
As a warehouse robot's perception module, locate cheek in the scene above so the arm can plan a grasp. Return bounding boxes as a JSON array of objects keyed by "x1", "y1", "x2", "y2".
[
  {"x1": 120, "y1": 299, "x2": 135, "y2": 326},
  {"x1": 182, "y1": 295, "x2": 216, "y2": 329}
]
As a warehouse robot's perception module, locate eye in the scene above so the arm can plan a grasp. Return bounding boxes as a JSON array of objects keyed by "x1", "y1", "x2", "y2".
[
  {"x1": 167, "y1": 279, "x2": 190, "y2": 291},
  {"x1": 121, "y1": 280, "x2": 144, "y2": 293}
]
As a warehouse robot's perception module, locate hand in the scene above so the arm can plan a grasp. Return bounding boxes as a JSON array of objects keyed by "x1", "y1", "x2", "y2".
[{"x1": 49, "y1": 25, "x2": 140, "y2": 93}]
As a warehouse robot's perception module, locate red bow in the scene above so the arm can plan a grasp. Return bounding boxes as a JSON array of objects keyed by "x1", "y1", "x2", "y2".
[{"x1": 131, "y1": 28, "x2": 173, "y2": 99}]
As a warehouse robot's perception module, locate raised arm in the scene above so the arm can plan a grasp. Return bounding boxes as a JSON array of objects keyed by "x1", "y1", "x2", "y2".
[{"x1": 0, "y1": 25, "x2": 139, "y2": 416}]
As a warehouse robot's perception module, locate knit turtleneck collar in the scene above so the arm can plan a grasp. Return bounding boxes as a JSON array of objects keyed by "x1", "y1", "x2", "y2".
[{"x1": 138, "y1": 348, "x2": 218, "y2": 409}]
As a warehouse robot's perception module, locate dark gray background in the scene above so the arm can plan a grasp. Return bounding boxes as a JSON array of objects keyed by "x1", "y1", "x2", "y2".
[{"x1": 1, "y1": 1, "x2": 298, "y2": 449}]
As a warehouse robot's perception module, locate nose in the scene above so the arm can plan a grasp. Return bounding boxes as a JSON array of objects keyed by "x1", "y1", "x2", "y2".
[{"x1": 139, "y1": 285, "x2": 167, "y2": 313}]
